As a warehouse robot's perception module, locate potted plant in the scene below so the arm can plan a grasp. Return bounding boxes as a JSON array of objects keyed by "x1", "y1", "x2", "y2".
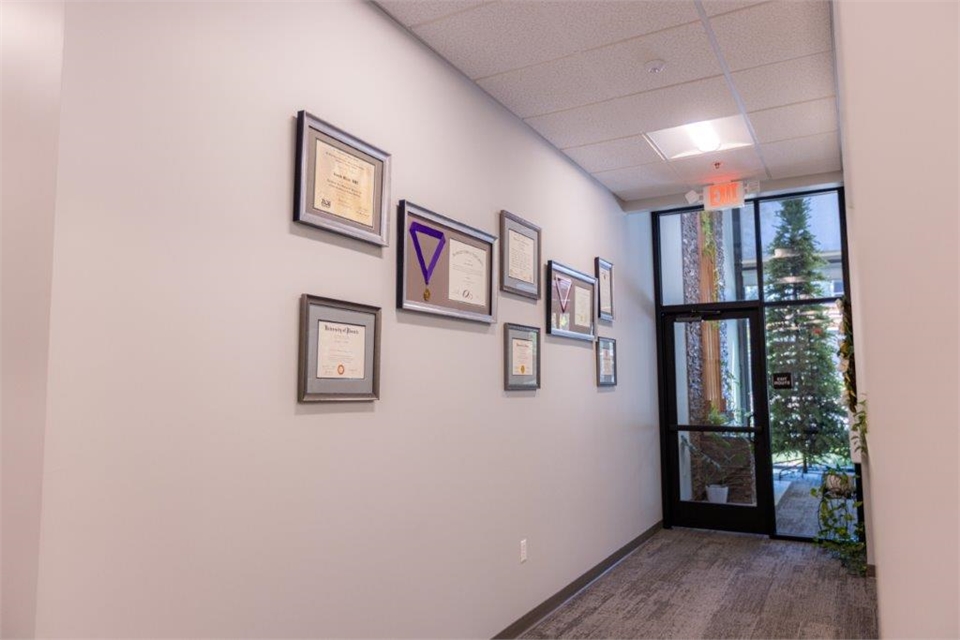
[{"x1": 682, "y1": 431, "x2": 751, "y2": 504}]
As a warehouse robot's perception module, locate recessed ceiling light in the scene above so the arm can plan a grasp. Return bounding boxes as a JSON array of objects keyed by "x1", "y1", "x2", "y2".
[
  {"x1": 644, "y1": 59, "x2": 666, "y2": 74},
  {"x1": 688, "y1": 121, "x2": 721, "y2": 153},
  {"x1": 646, "y1": 115, "x2": 753, "y2": 160}
]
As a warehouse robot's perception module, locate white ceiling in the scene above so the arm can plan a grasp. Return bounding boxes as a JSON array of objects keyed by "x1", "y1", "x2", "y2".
[{"x1": 376, "y1": 0, "x2": 842, "y2": 204}]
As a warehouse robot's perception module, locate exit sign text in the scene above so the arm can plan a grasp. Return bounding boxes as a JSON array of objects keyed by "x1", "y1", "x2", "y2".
[{"x1": 705, "y1": 181, "x2": 745, "y2": 209}]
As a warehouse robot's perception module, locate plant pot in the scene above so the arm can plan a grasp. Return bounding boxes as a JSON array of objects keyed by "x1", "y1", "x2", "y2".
[{"x1": 706, "y1": 484, "x2": 729, "y2": 504}]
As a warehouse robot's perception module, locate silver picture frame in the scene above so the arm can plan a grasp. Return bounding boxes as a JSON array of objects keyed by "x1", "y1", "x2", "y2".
[{"x1": 294, "y1": 110, "x2": 391, "y2": 246}]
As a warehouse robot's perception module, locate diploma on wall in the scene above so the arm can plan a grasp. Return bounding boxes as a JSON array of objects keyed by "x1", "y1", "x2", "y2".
[
  {"x1": 511, "y1": 338, "x2": 534, "y2": 376},
  {"x1": 314, "y1": 139, "x2": 376, "y2": 227},
  {"x1": 599, "y1": 268, "x2": 612, "y2": 315},
  {"x1": 317, "y1": 321, "x2": 366, "y2": 379},
  {"x1": 574, "y1": 286, "x2": 591, "y2": 327},
  {"x1": 600, "y1": 343, "x2": 615, "y2": 377},
  {"x1": 448, "y1": 239, "x2": 487, "y2": 307},
  {"x1": 507, "y1": 229, "x2": 536, "y2": 284}
]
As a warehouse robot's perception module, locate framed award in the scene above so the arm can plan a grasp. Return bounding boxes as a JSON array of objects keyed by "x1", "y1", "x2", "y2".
[
  {"x1": 397, "y1": 200, "x2": 497, "y2": 324},
  {"x1": 596, "y1": 336, "x2": 617, "y2": 387},
  {"x1": 298, "y1": 295, "x2": 381, "y2": 402},
  {"x1": 504, "y1": 323, "x2": 541, "y2": 391},
  {"x1": 499, "y1": 211, "x2": 541, "y2": 299},
  {"x1": 294, "y1": 110, "x2": 391, "y2": 246},
  {"x1": 546, "y1": 260, "x2": 596, "y2": 341},
  {"x1": 596, "y1": 257, "x2": 614, "y2": 321}
]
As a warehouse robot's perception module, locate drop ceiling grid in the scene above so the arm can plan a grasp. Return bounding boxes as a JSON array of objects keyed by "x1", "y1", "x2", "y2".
[{"x1": 375, "y1": 0, "x2": 842, "y2": 201}]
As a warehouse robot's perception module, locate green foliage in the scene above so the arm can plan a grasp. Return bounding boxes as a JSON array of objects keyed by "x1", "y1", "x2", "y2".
[
  {"x1": 765, "y1": 199, "x2": 848, "y2": 471},
  {"x1": 811, "y1": 468, "x2": 867, "y2": 576},
  {"x1": 837, "y1": 297, "x2": 868, "y2": 456},
  {"x1": 700, "y1": 211, "x2": 717, "y2": 261}
]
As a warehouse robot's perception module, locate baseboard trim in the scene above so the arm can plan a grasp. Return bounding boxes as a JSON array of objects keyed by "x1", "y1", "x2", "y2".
[{"x1": 493, "y1": 521, "x2": 663, "y2": 639}]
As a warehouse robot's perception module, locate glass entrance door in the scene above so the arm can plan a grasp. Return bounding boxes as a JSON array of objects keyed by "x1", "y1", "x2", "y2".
[{"x1": 662, "y1": 309, "x2": 773, "y2": 534}]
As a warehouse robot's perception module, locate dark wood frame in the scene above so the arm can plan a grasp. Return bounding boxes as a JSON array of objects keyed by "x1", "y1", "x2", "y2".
[
  {"x1": 595, "y1": 257, "x2": 614, "y2": 321},
  {"x1": 503, "y1": 323, "x2": 541, "y2": 391},
  {"x1": 298, "y1": 294, "x2": 381, "y2": 402},
  {"x1": 397, "y1": 200, "x2": 497, "y2": 324},
  {"x1": 294, "y1": 110, "x2": 391, "y2": 246},
  {"x1": 545, "y1": 260, "x2": 596, "y2": 341},
  {"x1": 596, "y1": 336, "x2": 617, "y2": 387},
  {"x1": 499, "y1": 211, "x2": 542, "y2": 300}
]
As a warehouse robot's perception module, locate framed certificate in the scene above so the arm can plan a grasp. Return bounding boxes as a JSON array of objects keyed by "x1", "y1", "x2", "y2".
[
  {"x1": 596, "y1": 337, "x2": 617, "y2": 387},
  {"x1": 294, "y1": 110, "x2": 391, "y2": 246},
  {"x1": 546, "y1": 260, "x2": 596, "y2": 341},
  {"x1": 596, "y1": 257, "x2": 614, "y2": 321},
  {"x1": 499, "y1": 211, "x2": 541, "y2": 299},
  {"x1": 298, "y1": 294, "x2": 381, "y2": 402},
  {"x1": 504, "y1": 323, "x2": 541, "y2": 391},
  {"x1": 397, "y1": 200, "x2": 497, "y2": 324}
]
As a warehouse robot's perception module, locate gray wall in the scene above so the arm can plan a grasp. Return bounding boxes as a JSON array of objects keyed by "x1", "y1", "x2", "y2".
[
  {"x1": 1, "y1": 3, "x2": 64, "y2": 637},
  {"x1": 835, "y1": 1, "x2": 959, "y2": 637},
  {"x1": 16, "y1": 2, "x2": 661, "y2": 636}
]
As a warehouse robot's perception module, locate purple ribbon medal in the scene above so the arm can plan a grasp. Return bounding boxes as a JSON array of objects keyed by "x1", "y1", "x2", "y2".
[
  {"x1": 555, "y1": 276, "x2": 572, "y2": 312},
  {"x1": 409, "y1": 221, "x2": 446, "y2": 302}
]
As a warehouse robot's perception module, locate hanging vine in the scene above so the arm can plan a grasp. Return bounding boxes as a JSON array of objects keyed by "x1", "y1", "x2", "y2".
[{"x1": 837, "y1": 297, "x2": 867, "y2": 456}]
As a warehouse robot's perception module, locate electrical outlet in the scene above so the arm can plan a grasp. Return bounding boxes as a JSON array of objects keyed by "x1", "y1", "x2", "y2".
[{"x1": 520, "y1": 539, "x2": 528, "y2": 563}]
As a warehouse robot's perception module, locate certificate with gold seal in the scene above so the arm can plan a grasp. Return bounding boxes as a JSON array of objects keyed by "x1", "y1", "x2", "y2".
[
  {"x1": 511, "y1": 338, "x2": 534, "y2": 376},
  {"x1": 504, "y1": 323, "x2": 540, "y2": 390},
  {"x1": 317, "y1": 321, "x2": 365, "y2": 380},
  {"x1": 313, "y1": 138, "x2": 376, "y2": 227},
  {"x1": 299, "y1": 295, "x2": 381, "y2": 403}
]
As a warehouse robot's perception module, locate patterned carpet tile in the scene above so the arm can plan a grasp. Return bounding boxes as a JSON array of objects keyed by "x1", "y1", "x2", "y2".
[{"x1": 521, "y1": 528, "x2": 877, "y2": 639}]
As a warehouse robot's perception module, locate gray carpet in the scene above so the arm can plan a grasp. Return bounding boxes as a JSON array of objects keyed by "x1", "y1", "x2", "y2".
[
  {"x1": 775, "y1": 480, "x2": 820, "y2": 538},
  {"x1": 521, "y1": 528, "x2": 877, "y2": 639}
]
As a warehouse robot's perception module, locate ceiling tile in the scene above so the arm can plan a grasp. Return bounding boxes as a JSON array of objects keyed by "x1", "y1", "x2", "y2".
[
  {"x1": 732, "y1": 51, "x2": 835, "y2": 112},
  {"x1": 593, "y1": 163, "x2": 687, "y2": 200},
  {"x1": 701, "y1": 0, "x2": 770, "y2": 17},
  {"x1": 710, "y1": 0, "x2": 832, "y2": 71},
  {"x1": 376, "y1": 1, "x2": 489, "y2": 28},
  {"x1": 669, "y1": 145, "x2": 765, "y2": 186},
  {"x1": 552, "y1": 1, "x2": 700, "y2": 52},
  {"x1": 413, "y1": 2, "x2": 577, "y2": 79},
  {"x1": 563, "y1": 135, "x2": 663, "y2": 173},
  {"x1": 760, "y1": 131, "x2": 841, "y2": 179},
  {"x1": 525, "y1": 76, "x2": 738, "y2": 149},
  {"x1": 478, "y1": 21, "x2": 721, "y2": 119},
  {"x1": 477, "y1": 54, "x2": 612, "y2": 119},
  {"x1": 588, "y1": 21, "x2": 724, "y2": 107},
  {"x1": 748, "y1": 97, "x2": 838, "y2": 144}
]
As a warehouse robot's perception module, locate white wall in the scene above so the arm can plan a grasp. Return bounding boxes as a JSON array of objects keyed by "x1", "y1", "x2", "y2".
[
  {"x1": 834, "y1": 2, "x2": 959, "y2": 637},
  {"x1": 28, "y1": 2, "x2": 660, "y2": 637},
  {"x1": 1, "y1": 3, "x2": 65, "y2": 637}
]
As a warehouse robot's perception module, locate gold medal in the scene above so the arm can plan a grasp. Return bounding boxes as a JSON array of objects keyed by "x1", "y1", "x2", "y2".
[{"x1": 423, "y1": 288, "x2": 431, "y2": 301}]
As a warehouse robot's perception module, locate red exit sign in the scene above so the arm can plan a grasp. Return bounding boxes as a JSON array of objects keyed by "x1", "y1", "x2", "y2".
[{"x1": 704, "y1": 181, "x2": 744, "y2": 209}]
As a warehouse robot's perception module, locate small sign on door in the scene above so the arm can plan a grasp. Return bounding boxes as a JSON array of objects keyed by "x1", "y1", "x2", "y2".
[{"x1": 772, "y1": 372, "x2": 793, "y2": 389}]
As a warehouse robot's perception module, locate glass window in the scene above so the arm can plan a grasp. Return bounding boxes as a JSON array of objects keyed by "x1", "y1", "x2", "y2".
[
  {"x1": 678, "y1": 431, "x2": 757, "y2": 506},
  {"x1": 673, "y1": 318, "x2": 754, "y2": 428},
  {"x1": 765, "y1": 301, "x2": 856, "y2": 537},
  {"x1": 760, "y1": 193, "x2": 845, "y2": 302},
  {"x1": 659, "y1": 208, "x2": 758, "y2": 306}
]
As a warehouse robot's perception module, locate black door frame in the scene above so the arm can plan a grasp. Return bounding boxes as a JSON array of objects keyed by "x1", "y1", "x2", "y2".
[
  {"x1": 651, "y1": 187, "x2": 858, "y2": 540},
  {"x1": 660, "y1": 307, "x2": 774, "y2": 534}
]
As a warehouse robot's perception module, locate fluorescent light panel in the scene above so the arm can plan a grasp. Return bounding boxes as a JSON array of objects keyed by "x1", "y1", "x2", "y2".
[{"x1": 647, "y1": 115, "x2": 754, "y2": 160}]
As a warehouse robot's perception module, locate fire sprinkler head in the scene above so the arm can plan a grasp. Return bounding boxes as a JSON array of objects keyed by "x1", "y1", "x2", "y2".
[{"x1": 714, "y1": 162, "x2": 722, "y2": 170}]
